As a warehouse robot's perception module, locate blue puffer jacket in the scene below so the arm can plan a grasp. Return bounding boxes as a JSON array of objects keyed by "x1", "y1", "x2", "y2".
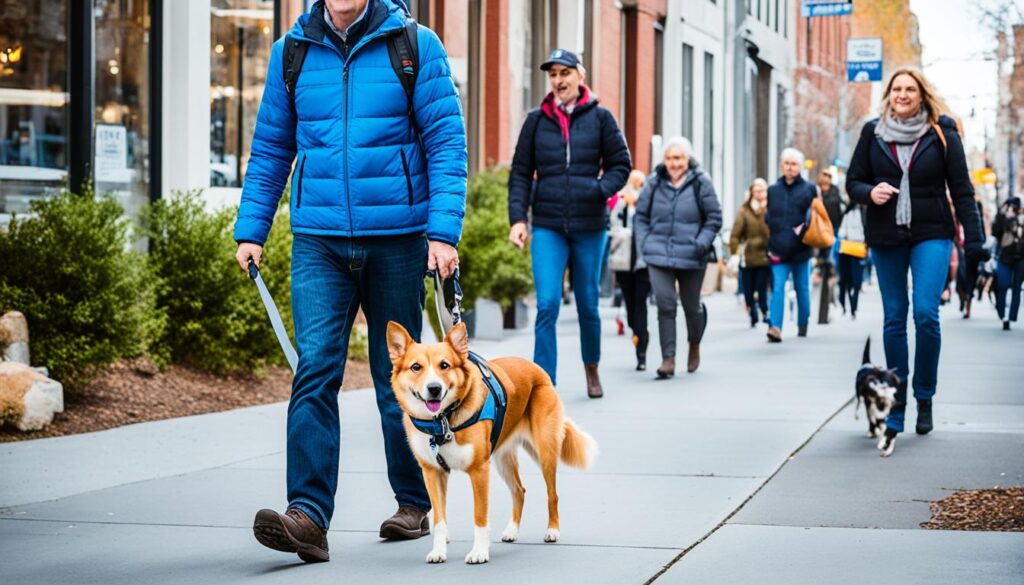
[{"x1": 234, "y1": 0, "x2": 467, "y2": 246}]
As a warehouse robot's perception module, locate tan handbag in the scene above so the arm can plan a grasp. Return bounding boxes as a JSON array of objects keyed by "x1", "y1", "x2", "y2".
[{"x1": 802, "y1": 197, "x2": 836, "y2": 249}]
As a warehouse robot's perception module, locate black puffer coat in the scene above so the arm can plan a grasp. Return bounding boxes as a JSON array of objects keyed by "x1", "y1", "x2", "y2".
[
  {"x1": 508, "y1": 86, "x2": 632, "y2": 232},
  {"x1": 845, "y1": 115, "x2": 984, "y2": 247}
]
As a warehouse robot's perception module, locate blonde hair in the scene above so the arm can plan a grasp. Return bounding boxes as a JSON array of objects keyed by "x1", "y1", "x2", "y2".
[
  {"x1": 744, "y1": 178, "x2": 768, "y2": 203},
  {"x1": 879, "y1": 67, "x2": 952, "y2": 126}
]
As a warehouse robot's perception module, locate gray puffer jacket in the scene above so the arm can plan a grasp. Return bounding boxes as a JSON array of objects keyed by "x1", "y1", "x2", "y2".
[{"x1": 634, "y1": 163, "x2": 723, "y2": 270}]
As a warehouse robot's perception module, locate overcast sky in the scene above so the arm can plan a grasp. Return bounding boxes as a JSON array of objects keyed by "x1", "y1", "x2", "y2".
[{"x1": 910, "y1": 0, "x2": 1009, "y2": 153}]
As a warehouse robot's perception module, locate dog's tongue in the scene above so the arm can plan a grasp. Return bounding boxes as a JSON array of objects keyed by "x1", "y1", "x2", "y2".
[{"x1": 426, "y1": 400, "x2": 442, "y2": 414}]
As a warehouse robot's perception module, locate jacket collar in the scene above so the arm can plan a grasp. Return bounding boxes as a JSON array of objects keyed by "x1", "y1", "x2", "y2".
[
  {"x1": 293, "y1": 0, "x2": 404, "y2": 49},
  {"x1": 776, "y1": 174, "x2": 806, "y2": 189}
]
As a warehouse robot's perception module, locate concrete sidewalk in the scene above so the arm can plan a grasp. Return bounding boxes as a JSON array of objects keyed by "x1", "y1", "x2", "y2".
[{"x1": 1, "y1": 288, "x2": 1021, "y2": 584}]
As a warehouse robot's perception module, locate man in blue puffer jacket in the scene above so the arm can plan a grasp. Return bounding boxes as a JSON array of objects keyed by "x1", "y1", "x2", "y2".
[{"x1": 234, "y1": 0, "x2": 466, "y2": 562}]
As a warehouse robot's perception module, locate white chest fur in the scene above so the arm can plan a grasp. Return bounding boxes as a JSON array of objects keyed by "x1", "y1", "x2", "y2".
[{"x1": 409, "y1": 428, "x2": 477, "y2": 471}]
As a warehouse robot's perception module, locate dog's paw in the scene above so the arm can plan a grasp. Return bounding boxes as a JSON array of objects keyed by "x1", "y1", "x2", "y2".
[
  {"x1": 868, "y1": 428, "x2": 879, "y2": 438},
  {"x1": 425, "y1": 548, "x2": 447, "y2": 564},
  {"x1": 544, "y1": 528, "x2": 560, "y2": 543},
  {"x1": 501, "y1": 521, "x2": 519, "y2": 543},
  {"x1": 464, "y1": 546, "x2": 490, "y2": 564},
  {"x1": 877, "y1": 433, "x2": 896, "y2": 458}
]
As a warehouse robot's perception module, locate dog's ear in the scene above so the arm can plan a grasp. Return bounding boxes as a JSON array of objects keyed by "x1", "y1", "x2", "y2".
[
  {"x1": 444, "y1": 322, "x2": 470, "y2": 361},
  {"x1": 887, "y1": 369, "x2": 901, "y2": 385},
  {"x1": 387, "y1": 321, "x2": 413, "y2": 364}
]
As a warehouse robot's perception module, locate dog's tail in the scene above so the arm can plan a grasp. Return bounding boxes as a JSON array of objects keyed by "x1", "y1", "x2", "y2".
[
  {"x1": 561, "y1": 419, "x2": 598, "y2": 469},
  {"x1": 862, "y1": 336, "x2": 872, "y2": 365}
]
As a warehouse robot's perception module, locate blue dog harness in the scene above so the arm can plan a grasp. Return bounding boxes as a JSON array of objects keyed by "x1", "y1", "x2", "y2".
[{"x1": 409, "y1": 352, "x2": 508, "y2": 472}]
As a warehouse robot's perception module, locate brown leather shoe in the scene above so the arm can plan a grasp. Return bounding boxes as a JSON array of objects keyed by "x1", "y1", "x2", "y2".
[
  {"x1": 379, "y1": 506, "x2": 430, "y2": 540},
  {"x1": 687, "y1": 342, "x2": 700, "y2": 373},
  {"x1": 585, "y1": 363, "x2": 604, "y2": 398},
  {"x1": 656, "y1": 357, "x2": 675, "y2": 379},
  {"x1": 767, "y1": 327, "x2": 782, "y2": 343},
  {"x1": 253, "y1": 508, "x2": 329, "y2": 562}
]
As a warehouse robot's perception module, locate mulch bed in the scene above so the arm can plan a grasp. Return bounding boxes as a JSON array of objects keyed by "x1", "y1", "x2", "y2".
[
  {"x1": 920, "y1": 487, "x2": 1024, "y2": 532},
  {"x1": 0, "y1": 358, "x2": 372, "y2": 443}
]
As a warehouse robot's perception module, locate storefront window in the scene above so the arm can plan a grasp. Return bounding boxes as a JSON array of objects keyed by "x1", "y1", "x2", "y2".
[
  {"x1": 0, "y1": 1, "x2": 68, "y2": 217},
  {"x1": 210, "y1": 0, "x2": 274, "y2": 188},
  {"x1": 94, "y1": 0, "x2": 151, "y2": 219}
]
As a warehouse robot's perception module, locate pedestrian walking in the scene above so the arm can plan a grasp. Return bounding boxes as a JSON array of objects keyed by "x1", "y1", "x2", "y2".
[
  {"x1": 992, "y1": 197, "x2": 1024, "y2": 330},
  {"x1": 729, "y1": 178, "x2": 772, "y2": 327},
  {"x1": 508, "y1": 49, "x2": 632, "y2": 398},
  {"x1": 233, "y1": 0, "x2": 467, "y2": 561},
  {"x1": 818, "y1": 170, "x2": 844, "y2": 232},
  {"x1": 609, "y1": 170, "x2": 652, "y2": 371},
  {"x1": 766, "y1": 148, "x2": 816, "y2": 342},
  {"x1": 836, "y1": 204, "x2": 868, "y2": 318},
  {"x1": 846, "y1": 67, "x2": 988, "y2": 455},
  {"x1": 634, "y1": 137, "x2": 723, "y2": 379}
]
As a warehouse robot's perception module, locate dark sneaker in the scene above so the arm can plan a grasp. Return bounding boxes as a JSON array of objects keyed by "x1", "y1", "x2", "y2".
[
  {"x1": 767, "y1": 327, "x2": 782, "y2": 343},
  {"x1": 379, "y1": 506, "x2": 430, "y2": 540},
  {"x1": 797, "y1": 325, "x2": 808, "y2": 337},
  {"x1": 916, "y1": 400, "x2": 933, "y2": 435},
  {"x1": 253, "y1": 508, "x2": 329, "y2": 563}
]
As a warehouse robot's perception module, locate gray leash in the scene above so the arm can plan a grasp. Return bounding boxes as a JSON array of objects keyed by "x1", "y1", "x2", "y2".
[{"x1": 248, "y1": 259, "x2": 299, "y2": 373}]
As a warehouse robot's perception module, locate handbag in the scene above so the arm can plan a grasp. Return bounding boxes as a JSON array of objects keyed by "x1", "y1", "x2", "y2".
[
  {"x1": 839, "y1": 240, "x2": 868, "y2": 258},
  {"x1": 802, "y1": 197, "x2": 836, "y2": 249}
]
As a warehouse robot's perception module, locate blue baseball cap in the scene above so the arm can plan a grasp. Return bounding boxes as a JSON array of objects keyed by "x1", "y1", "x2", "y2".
[{"x1": 540, "y1": 49, "x2": 581, "y2": 71}]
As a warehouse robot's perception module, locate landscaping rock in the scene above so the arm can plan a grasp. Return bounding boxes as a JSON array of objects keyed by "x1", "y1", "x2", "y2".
[
  {"x1": 0, "y1": 362, "x2": 64, "y2": 432},
  {"x1": 0, "y1": 311, "x2": 30, "y2": 365}
]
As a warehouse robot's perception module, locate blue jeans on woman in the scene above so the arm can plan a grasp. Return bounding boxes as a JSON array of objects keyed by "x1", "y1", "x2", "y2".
[
  {"x1": 531, "y1": 226, "x2": 607, "y2": 384},
  {"x1": 769, "y1": 260, "x2": 811, "y2": 330},
  {"x1": 287, "y1": 233, "x2": 431, "y2": 529},
  {"x1": 837, "y1": 254, "x2": 865, "y2": 316},
  {"x1": 994, "y1": 259, "x2": 1024, "y2": 322},
  {"x1": 871, "y1": 239, "x2": 953, "y2": 434}
]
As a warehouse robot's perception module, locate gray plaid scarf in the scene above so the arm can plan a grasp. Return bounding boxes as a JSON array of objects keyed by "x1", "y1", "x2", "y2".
[{"x1": 875, "y1": 109, "x2": 929, "y2": 227}]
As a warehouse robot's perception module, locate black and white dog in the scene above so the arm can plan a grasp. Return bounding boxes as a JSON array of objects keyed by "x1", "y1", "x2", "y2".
[{"x1": 855, "y1": 338, "x2": 899, "y2": 454}]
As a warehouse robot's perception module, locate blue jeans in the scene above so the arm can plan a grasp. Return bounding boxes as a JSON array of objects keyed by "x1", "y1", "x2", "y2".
[
  {"x1": 837, "y1": 254, "x2": 865, "y2": 315},
  {"x1": 532, "y1": 226, "x2": 607, "y2": 384},
  {"x1": 769, "y1": 260, "x2": 811, "y2": 330},
  {"x1": 994, "y1": 259, "x2": 1024, "y2": 322},
  {"x1": 871, "y1": 239, "x2": 953, "y2": 433},
  {"x1": 287, "y1": 233, "x2": 430, "y2": 529}
]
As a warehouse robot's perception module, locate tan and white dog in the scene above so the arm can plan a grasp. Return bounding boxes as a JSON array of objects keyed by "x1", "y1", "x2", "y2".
[{"x1": 387, "y1": 321, "x2": 598, "y2": 565}]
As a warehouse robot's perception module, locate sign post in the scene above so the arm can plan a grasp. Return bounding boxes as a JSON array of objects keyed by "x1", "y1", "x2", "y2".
[{"x1": 847, "y1": 38, "x2": 883, "y2": 83}]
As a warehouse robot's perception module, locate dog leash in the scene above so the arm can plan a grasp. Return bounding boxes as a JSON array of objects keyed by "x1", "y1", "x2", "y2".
[
  {"x1": 248, "y1": 260, "x2": 464, "y2": 373},
  {"x1": 248, "y1": 259, "x2": 299, "y2": 373}
]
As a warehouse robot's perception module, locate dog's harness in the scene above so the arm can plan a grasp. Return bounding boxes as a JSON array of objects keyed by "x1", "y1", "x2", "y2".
[{"x1": 409, "y1": 352, "x2": 508, "y2": 473}]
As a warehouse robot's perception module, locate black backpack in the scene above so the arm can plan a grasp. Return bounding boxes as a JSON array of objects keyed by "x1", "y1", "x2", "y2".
[{"x1": 282, "y1": 8, "x2": 420, "y2": 134}]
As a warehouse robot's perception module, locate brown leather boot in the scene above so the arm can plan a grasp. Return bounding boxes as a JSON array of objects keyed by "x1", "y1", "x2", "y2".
[
  {"x1": 379, "y1": 506, "x2": 430, "y2": 540},
  {"x1": 687, "y1": 342, "x2": 700, "y2": 373},
  {"x1": 656, "y1": 357, "x2": 675, "y2": 379},
  {"x1": 585, "y1": 363, "x2": 604, "y2": 398},
  {"x1": 253, "y1": 508, "x2": 329, "y2": 562}
]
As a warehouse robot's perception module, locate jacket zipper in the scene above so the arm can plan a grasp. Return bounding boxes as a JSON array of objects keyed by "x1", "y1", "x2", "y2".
[
  {"x1": 296, "y1": 154, "x2": 307, "y2": 208},
  {"x1": 343, "y1": 65, "x2": 353, "y2": 235},
  {"x1": 400, "y1": 149, "x2": 414, "y2": 205}
]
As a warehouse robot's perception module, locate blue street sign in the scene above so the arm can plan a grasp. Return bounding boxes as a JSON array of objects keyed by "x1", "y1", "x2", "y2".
[
  {"x1": 848, "y1": 61, "x2": 882, "y2": 82},
  {"x1": 801, "y1": 1, "x2": 853, "y2": 17}
]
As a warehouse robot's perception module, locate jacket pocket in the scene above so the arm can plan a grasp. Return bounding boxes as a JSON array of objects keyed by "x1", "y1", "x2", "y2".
[
  {"x1": 295, "y1": 153, "x2": 307, "y2": 209},
  {"x1": 400, "y1": 148, "x2": 414, "y2": 206}
]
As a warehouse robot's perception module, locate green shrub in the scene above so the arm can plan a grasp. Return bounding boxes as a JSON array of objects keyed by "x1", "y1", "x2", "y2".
[
  {"x1": 141, "y1": 190, "x2": 294, "y2": 373},
  {"x1": 0, "y1": 189, "x2": 165, "y2": 388},
  {"x1": 459, "y1": 167, "x2": 533, "y2": 312}
]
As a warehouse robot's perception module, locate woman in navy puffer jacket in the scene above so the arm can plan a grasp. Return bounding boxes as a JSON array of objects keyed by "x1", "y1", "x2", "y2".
[{"x1": 508, "y1": 49, "x2": 631, "y2": 398}]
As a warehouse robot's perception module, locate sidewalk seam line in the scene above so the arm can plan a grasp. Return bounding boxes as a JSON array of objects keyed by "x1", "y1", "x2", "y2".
[{"x1": 643, "y1": 395, "x2": 855, "y2": 584}]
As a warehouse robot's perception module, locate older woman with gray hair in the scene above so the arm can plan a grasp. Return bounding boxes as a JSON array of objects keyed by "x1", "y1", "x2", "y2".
[
  {"x1": 765, "y1": 147, "x2": 816, "y2": 342},
  {"x1": 633, "y1": 137, "x2": 723, "y2": 378}
]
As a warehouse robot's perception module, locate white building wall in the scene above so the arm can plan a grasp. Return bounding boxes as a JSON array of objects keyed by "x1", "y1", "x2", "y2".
[{"x1": 162, "y1": 0, "x2": 214, "y2": 203}]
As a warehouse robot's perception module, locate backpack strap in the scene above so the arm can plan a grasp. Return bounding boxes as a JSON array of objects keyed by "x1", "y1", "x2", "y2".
[
  {"x1": 282, "y1": 36, "x2": 310, "y2": 102},
  {"x1": 387, "y1": 18, "x2": 420, "y2": 137}
]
